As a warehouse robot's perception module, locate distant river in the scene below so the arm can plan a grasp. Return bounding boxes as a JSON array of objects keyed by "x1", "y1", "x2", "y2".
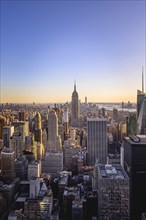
[{"x1": 96, "y1": 103, "x2": 136, "y2": 112}]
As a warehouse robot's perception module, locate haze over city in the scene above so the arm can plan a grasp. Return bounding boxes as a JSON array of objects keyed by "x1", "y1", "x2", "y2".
[{"x1": 1, "y1": 0, "x2": 145, "y2": 103}]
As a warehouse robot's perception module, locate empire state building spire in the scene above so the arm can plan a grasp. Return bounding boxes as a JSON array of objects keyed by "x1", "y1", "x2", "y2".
[{"x1": 74, "y1": 80, "x2": 76, "y2": 92}]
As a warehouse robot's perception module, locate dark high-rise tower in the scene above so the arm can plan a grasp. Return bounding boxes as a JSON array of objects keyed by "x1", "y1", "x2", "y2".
[
  {"x1": 1, "y1": 147, "x2": 16, "y2": 182},
  {"x1": 0, "y1": 116, "x2": 6, "y2": 139},
  {"x1": 124, "y1": 135, "x2": 146, "y2": 220},
  {"x1": 71, "y1": 81, "x2": 79, "y2": 127},
  {"x1": 87, "y1": 118, "x2": 107, "y2": 165},
  {"x1": 18, "y1": 111, "x2": 26, "y2": 121}
]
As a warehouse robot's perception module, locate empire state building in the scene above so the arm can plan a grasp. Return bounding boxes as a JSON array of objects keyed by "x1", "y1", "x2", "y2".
[{"x1": 71, "y1": 82, "x2": 79, "y2": 127}]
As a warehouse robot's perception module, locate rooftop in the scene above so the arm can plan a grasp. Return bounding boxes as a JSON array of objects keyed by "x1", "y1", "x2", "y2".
[
  {"x1": 99, "y1": 164, "x2": 128, "y2": 180},
  {"x1": 87, "y1": 117, "x2": 107, "y2": 122},
  {"x1": 29, "y1": 160, "x2": 40, "y2": 165},
  {"x1": 0, "y1": 183, "x2": 15, "y2": 191},
  {"x1": 125, "y1": 135, "x2": 146, "y2": 145},
  {"x1": 59, "y1": 175, "x2": 68, "y2": 185},
  {"x1": 16, "y1": 197, "x2": 27, "y2": 202},
  {"x1": 64, "y1": 186, "x2": 80, "y2": 197}
]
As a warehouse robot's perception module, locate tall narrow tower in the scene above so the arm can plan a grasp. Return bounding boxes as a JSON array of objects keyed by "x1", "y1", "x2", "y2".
[
  {"x1": 71, "y1": 81, "x2": 79, "y2": 127},
  {"x1": 137, "y1": 67, "x2": 146, "y2": 119},
  {"x1": 87, "y1": 118, "x2": 107, "y2": 165},
  {"x1": 48, "y1": 110, "x2": 58, "y2": 147},
  {"x1": 1, "y1": 147, "x2": 16, "y2": 182},
  {"x1": 48, "y1": 109, "x2": 62, "y2": 151},
  {"x1": 0, "y1": 116, "x2": 6, "y2": 139},
  {"x1": 137, "y1": 67, "x2": 146, "y2": 134},
  {"x1": 34, "y1": 112, "x2": 42, "y2": 144}
]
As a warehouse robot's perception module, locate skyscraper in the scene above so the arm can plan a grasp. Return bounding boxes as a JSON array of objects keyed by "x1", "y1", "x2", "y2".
[
  {"x1": 0, "y1": 115, "x2": 6, "y2": 139},
  {"x1": 1, "y1": 147, "x2": 16, "y2": 182},
  {"x1": 137, "y1": 68, "x2": 146, "y2": 134},
  {"x1": 98, "y1": 164, "x2": 130, "y2": 220},
  {"x1": 113, "y1": 108, "x2": 119, "y2": 123},
  {"x1": 71, "y1": 82, "x2": 79, "y2": 127},
  {"x1": 137, "y1": 90, "x2": 146, "y2": 119},
  {"x1": 48, "y1": 109, "x2": 62, "y2": 151},
  {"x1": 2, "y1": 126, "x2": 14, "y2": 148},
  {"x1": 41, "y1": 151, "x2": 63, "y2": 176},
  {"x1": 34, "y1": 112, "x2": 42, "y2": 144},
  {"x1": 63, "y1": 108, "x2": 69, "y2": 139},
  {"x1": 123, "y1": 135, "x2": 146, "y2": 220},
  {"x1": 10, "y1": 131, "x2": 24, "y2": 158},
  {"x1": 18, "y1": 111, "x2": 26, "y2": 121},
  {"x1": 87, "y1": 118, "x2": 107, "y2": 165},
  {"x1": 137, "y1": 67, "x2": 146, "y2": 119},
  {"x1": 137, "y1": 99, "x2": 146, "y2": 134}
]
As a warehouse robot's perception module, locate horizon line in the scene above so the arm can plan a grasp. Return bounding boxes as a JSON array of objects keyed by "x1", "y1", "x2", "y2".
[{"x1": 0, "y1": 101, "x2": 137, "y2": 105}]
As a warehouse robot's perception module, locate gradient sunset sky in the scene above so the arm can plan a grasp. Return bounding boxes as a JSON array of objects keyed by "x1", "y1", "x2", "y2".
[{"x1": 1, "y1": 0, "x2": 145, "y2": 103}]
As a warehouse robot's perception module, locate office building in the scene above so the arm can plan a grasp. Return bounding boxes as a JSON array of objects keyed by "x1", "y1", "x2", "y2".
[
  {"x1": 48, "y1": 109, "x2": 62, "y2": 151},
  {"x1": 137, "y1": 98, "x2": 146, "y2": 134},
  {"x1": 34, "y1": 112, "x2": 42, "y2": 143},
  {"x1": 0, "y1": 139, "x2": 3, "y2": 149},
  {"x1": 101, "y1": 107, "x2": 106, "y2": 118},
  {"x1": 28, "y1": 160, "x2": 41, "y2": 180},
  {"x1": 24, "y1": 189, "x2": 53, "y2": 220},
  {"x1": 113, "y1": 108, "x2": 118, "y2": 123},
  {"x1": 41, "y1": 151, "x2": 63, "y2": 176},
  {"x1": 92, "y1": 159, "x2": 98, "y2": 191},
  {"x1": 0, "y1": 115, "x2": 6, "y2": 139},
  {"x1": 15, "y1": 156, "x2": 28, "y2": 180},
  {"x1": 87, "y1": 118, "x2": 107, "y2": 165},
  {"x1": 127, "y1": 113, "x2": 137, "y2": 135},
  {"x1": 25, "y1": 135, "x2": 33, "y2": 148},
  {"x1": 85, "y1": 96, "x2": 87, "y2": 104},
  {"x1": 124, "y1": 135, "x2": 146, "y2": 220},
  {"x1": 63, "y1": 138, "x2": 81, "y2": 169},
  {"x1": 30, "y1": 141, "x2": 44, "y2": 161},
  {"x1": 2, "y1": 126, "x2": 14, "y2": 148},
  {"x1": 62, "y1": 186, "x2": 86, "y2": 220},
  {"x1": 137, "y1": 68, "x2": 146, "y2": 119},
  {"x1": 63, "y1": 108, "x2": 69, "y2": 138},
  {"x1": 12, "y1": 121, "x2": 29, "y2": 142},
  {"x1": 69, "y1": 128, "x2": 76, "y2": 140},
  {"x1": 1, "y1": 147, "x2": 15, "y2": 182},
  {"x1": 10, "y1": 131, "x2": 24, "y2": 158},
  {"x1": 0, "y1": 182, "x2": 16, "y2": 219},
  {"x1": 119, "y1": 122, "x2": 127, "y2": 141},
  {"x1": 18, "y1": 111, "x2": 26, "y2": 121},
  {"x1": 30, "y1": 178, "x2": 41, "y2": 199},
  {"x1": 98, "y1": 164, "x2": 130, "y2": 220}
]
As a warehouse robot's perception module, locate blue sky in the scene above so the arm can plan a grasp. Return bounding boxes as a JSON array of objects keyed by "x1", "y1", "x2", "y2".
[{"x1": 1, "y1": 0, "x2": 145, "y2": 103}]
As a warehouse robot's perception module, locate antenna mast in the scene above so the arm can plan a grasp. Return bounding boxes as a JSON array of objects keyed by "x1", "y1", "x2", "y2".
[{"x1": 142, "y1": 66, "x2": 144, "y2": 93}]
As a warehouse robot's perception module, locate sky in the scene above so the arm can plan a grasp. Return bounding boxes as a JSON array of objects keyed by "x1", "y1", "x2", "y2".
[{"x1": 0, "y1": 0, "x2": 145, "y2": 103}]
